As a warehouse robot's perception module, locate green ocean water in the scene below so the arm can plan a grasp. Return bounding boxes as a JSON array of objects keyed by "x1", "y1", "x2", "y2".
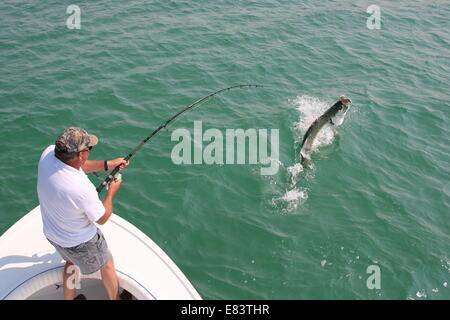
[{"x1": 1, "y1": 0, "x2": 449, "y2": 299}]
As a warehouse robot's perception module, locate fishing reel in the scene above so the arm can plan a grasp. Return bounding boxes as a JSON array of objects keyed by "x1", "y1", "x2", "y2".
[{"x1": 105, "y1": 173, "x2": 122, "y2": 190}]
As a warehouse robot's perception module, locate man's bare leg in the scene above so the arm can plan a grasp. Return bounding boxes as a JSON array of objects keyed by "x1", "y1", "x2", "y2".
[
  {"x1": 101, "y1": 257, "x2": 119, "y2": 300},
  {"x1": 63, "y1": 261, "x2": 76, "y2": 300}
]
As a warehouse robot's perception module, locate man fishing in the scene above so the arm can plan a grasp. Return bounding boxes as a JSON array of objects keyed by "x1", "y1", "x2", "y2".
[{"x1": 37, "y1": 127, "x2": 128, "y2": 300}]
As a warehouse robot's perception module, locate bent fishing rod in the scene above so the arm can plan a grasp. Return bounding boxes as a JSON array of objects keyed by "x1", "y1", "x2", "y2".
[{"x1": 96, "y1": 84, "x2": 262, "y2": 193}]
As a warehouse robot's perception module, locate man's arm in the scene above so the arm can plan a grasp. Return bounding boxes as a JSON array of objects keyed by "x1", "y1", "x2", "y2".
[
  {"x1": 96, "y1": 178, "x2": 121, "y2": 225},
  {"x1": 82, "y1": 158, "x2": 129, "y2": 173}
]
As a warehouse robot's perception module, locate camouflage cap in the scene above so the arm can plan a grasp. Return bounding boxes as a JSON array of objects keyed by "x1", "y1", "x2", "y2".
[{"x1": 55, "y1": 127, "x2": 98, "y2": 154}]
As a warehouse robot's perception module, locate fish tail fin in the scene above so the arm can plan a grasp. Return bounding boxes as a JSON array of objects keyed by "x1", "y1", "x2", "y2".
[
  {"x1": 300, "y1": 152, "x2": 309, "y2": 166},
  {"x1": 301, "y1": 156, "x2": 306, "y2": 166}
]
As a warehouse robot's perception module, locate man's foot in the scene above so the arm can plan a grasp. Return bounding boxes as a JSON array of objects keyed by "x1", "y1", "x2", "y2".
[
  {"x1": 74, "y1": 294, "x2": 87, "y2": 300},
  {"x1": 119, "y1": 290, "x2": 133, "y2": 300}
]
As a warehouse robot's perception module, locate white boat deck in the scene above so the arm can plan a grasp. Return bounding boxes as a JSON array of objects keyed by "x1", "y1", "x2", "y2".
[{"x1": 0, "y1": 206, "x2": 201, "y2": 300}]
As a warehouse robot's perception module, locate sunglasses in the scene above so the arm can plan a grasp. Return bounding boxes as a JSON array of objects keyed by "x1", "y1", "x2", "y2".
[{"x1": 81, "y1": 146, "x2": 93, "y2": 152}]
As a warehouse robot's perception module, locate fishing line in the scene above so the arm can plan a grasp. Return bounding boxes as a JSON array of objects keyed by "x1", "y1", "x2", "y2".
[{"x1": 96, "y1": 84, "x2": 263, "y2": 193}]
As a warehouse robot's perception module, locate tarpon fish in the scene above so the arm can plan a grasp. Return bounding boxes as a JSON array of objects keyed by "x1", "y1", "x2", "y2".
[{"x1": 300, "y1": 95, "x2": 352, "y2": 164}]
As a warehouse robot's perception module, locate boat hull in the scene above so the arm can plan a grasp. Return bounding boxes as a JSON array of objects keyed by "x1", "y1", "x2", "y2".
[{"x1": 0, "y1": 206, "x2": 201, "y2": 300}]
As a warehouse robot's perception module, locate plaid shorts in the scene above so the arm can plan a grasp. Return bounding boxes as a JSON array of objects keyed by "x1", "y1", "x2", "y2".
[{"x1": 48, "y1": 228, "x2": 112, "y2": 275}]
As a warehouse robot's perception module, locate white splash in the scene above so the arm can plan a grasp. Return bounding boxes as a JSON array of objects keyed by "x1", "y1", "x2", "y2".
[
  {"x1": 272, "y1": 188, "x2": 308, "y2": 213},
  {"x1": 282, "y1": 188, "x2": 307, "y2": 204},
  {"x1": 416, "y1": 290, "x2": 427, "y2": 298},
  {"x1": 287, "y1": 163, "x2": 304, "y2": 185}
]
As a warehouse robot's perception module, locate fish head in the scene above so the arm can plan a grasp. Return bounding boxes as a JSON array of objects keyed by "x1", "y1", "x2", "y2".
[{"x1": 339, "y1": 95, "x2": 352, "y2": 111}]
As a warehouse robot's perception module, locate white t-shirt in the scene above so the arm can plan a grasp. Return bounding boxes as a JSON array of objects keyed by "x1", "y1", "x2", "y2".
[{"x1": 37, "y1": 145, "x2": 105, "y2": 248}]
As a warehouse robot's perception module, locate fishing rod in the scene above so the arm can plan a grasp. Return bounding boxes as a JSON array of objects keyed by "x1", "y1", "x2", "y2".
[{"x1": 96, "y1": 84, "x2": 262, "y2": 193}]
